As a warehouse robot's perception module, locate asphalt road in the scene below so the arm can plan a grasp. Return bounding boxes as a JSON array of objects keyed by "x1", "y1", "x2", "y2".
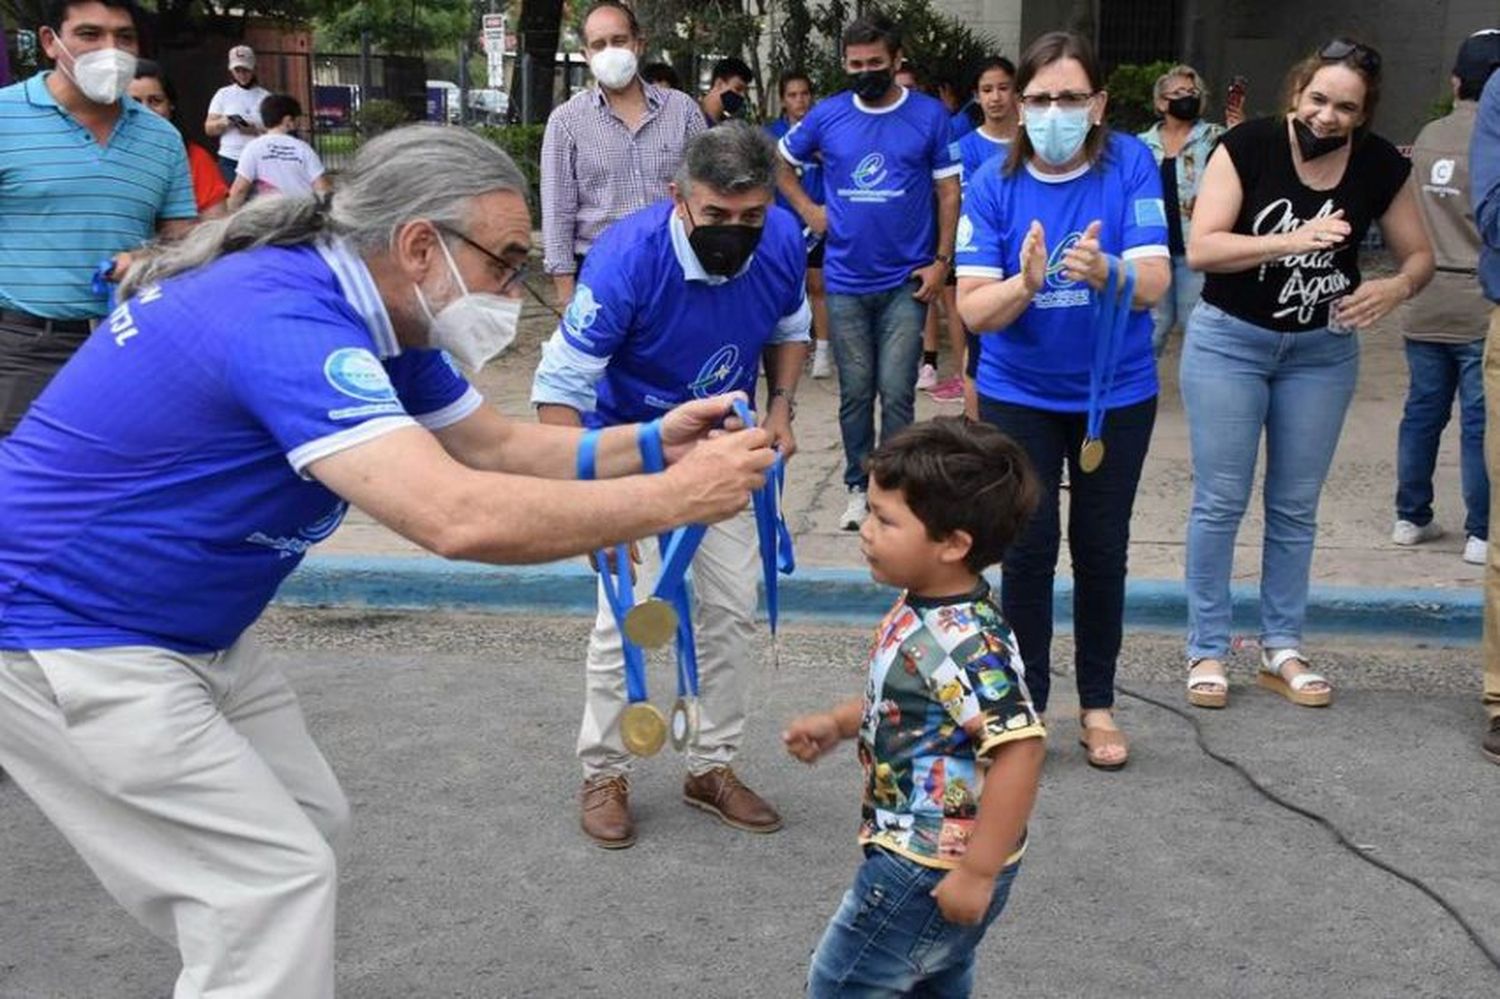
[{"x1": 2, "y1": 610, "x2": 1497, "y2": 998}]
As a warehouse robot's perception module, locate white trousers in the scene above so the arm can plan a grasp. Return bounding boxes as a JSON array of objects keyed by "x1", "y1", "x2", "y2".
[
  {"x1": 577, "y1": 509, "x2": 761, "y2": 778},
  {"x1": 0, "y1": 638, "x2": 348, "y2": 999}
]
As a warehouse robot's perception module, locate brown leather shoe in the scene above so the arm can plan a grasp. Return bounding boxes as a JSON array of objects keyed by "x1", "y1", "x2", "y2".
[
  {"x1": 1484, "y1": 718, "x2": 1500, "y2": 766},
  {"x1": 683, "y1": 766, "x2": 782, "y2": 833},
  {"x1": 580, "y1": 775, "x2": 636, "y2": 849}
]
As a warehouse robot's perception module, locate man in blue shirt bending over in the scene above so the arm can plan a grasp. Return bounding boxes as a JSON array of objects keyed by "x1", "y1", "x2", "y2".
[
  {"x1": 533, "y1": 122, "x2": 810, "y2": 848},
  {"x1": 776, "y1": 13, "x2": 962, "y2": 530}
]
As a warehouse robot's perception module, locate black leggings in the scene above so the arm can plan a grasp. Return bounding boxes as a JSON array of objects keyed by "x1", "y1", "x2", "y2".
[{"x1": 978, "y1": 394, "x2": 1157, "y2": 713}]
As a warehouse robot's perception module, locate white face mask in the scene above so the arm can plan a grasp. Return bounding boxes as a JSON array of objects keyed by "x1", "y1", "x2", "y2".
[
  {"x1": 414, "y1": 238, "x2": 522, "y2": 372},
  {"x1": 590, "y1": 46, "x2": 638, "y2": 91},
  {"x1": 57, "y1": 39, "x2": 137, "y2": 105}
]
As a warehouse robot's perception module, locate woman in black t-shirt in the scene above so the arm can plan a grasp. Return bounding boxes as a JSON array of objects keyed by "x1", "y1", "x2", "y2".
[{"x1": 1177, "y1": 39, "x2": 1433, "y2": 710}]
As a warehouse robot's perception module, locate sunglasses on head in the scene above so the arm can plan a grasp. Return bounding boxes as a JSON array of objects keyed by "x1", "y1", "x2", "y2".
[{"x1": 1319, "y1": 38, "x2": 1381, "y2": 75}]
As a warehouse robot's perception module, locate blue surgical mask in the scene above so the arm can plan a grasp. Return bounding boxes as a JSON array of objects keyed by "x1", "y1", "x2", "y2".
[{"x1": 1024, "y1": 105, "x2": 1092, "y2": 166}]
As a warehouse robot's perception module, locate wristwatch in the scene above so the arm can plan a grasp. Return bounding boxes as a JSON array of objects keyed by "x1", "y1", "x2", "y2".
[
  {"x1": 934, "y1": 254, "x2": 953, "y2": 269},
  {"x1": 769, "y1": 387, "x2": 797, "y2": 420}
]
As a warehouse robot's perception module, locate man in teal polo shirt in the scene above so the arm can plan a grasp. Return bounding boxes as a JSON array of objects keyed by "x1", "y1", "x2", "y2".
[{"x1": 0, "y1": 0, "x2": 197, "y2": 436}]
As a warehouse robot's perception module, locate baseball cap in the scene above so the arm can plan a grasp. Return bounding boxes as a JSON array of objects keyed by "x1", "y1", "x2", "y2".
[
  {"x1": 1453, "y1": 29, "x2": 1500, "y2": 85},
  {"x1": 228, "y1": 45, "x2": 256, "y2": 71}
]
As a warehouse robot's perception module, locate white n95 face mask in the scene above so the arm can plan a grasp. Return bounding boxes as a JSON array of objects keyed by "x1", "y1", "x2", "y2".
[
  {"x1": 415, "y1": 239, "x2": 522, "y2": 372},
  {"x1": 60, "y1": 42, "x2": 137, "y2": 105},
  {"x1": 590, "y1": 46, "x2": 638, "y2": 90}
]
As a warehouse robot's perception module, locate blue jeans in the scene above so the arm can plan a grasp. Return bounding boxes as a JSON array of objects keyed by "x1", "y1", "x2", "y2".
[
  {"x1": 1151, "y1": 255, "x2": 1205, "y2": 356},
  {"x1": 808, "y1": 849, "x2": 1021, "y2": 998},
  {"x1": 828, "y1": 282, "x2": 926, "y2": 489},
  {"x1": 1396, "y1": 338, "x2": 1489, "y2": 540},
  {"x1": 1180, "y1": 302, "x2": 1359, "y2": 660},
  {"x1": 980, "y1": 395, "x2": 1157, "y2": 713}
]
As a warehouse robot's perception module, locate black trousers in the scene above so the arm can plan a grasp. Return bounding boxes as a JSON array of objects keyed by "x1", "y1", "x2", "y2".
[{"x1": 978, "y1": 394, "x2": 1157, "y2": 712}]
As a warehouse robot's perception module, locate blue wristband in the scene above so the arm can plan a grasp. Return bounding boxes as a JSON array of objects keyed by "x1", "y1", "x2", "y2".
[{"x1": 638, "y1": 419, "x2": 665, "y2": 475}]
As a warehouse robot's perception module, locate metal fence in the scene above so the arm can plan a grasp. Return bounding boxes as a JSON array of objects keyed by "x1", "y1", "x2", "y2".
[
  {"x1": 308, "y1": 53, "x2": 427, "y2": 170},
  {"x1": 1097, "y1": 0, "x2": 1182, "y2": 73}
]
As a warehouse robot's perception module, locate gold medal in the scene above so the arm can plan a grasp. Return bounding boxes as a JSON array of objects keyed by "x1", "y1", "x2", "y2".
[
  {"x1": 1079, "y1": 438, "x2": 1105, "y2": 474},
  {"x1": 669, "y1": 697, "x2": 700, "y2": 752},
  {"x1": 621, "y1": 703, "x2": 668, "y2": 757},
  {"x1": 623, "y1": 597, "x2": 678, "y2": 649}
]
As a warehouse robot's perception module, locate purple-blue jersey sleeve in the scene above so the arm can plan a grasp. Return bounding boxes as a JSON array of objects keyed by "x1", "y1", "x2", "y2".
[{"x1": 384, "y1": 349, "x2": 483, "y2": 431}]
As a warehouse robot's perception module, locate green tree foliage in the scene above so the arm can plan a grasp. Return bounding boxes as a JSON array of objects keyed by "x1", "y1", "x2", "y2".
[
  {"x1": 1103, "y1": 60, "x2": 1174, "y2": 133},
  {"x1": 318, "y1": 0, "x2": 473, "y2": 54}
]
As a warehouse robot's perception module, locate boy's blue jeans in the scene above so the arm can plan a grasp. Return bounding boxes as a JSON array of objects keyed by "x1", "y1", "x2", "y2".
[
  {"x1": 1395, "y1": 338, "x2": 1489, "y2": 540},
  {"x1": 827, "y1": 281, "x2": 926, "y2": 490},
  {"x1": 807, "y1": 848, "x2": 1020, "y2": 998}
]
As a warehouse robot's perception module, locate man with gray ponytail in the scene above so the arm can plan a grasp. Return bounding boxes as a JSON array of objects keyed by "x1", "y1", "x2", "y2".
[
  {"x1": 0, "y1": 124, "x2": 775, "y2": 997},
  {"x1": 533, "y1": 121, "x2": 809, "y2": 847}
]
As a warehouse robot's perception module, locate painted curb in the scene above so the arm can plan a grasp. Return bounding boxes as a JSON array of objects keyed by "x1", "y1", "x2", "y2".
[{"x1": 275, "y1": 556, "x2": 1484, "y2": 644}]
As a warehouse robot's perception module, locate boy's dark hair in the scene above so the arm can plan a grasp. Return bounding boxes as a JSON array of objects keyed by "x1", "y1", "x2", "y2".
[
  {"x1": 45, "y1": 0, "x2": 139, "y2": 31},
  {"x1": 778, "y1": 70, "x2": 812, "y2": 98},
  {"x1": 642, "y1": 61, "x2": 681, "y2": 89},
  {"x1": 711, "y1": 56, "x2": 754, "y2": 86},
  {"x1": 842, "y1": 13, "x2": 901, "y2": 57},
  {"x1": 259, "y1": 94, "x2": 302, "y2": 127},
  {"x1": 866, "y1": 417, "x2": 1038, "y2": 573}
]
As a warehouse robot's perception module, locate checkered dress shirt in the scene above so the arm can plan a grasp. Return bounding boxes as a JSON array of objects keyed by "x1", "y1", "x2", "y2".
[{"x1": 540, "y1": 81, "x2": 707, "y2": 275}]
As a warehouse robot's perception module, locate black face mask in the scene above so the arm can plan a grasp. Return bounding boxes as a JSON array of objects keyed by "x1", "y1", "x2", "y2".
[
  {"x1": 1166, "y1": 95, "x2": 1201, "y2": 121},
  {"x1": 1292, "y1": 118, "x2": 1349, "y2": 161},
  {"x1": 685, "y1": 205, "x2": 764, "y2": 277},
  {"x1": 720, "y1": 90, "x2": 745, "y2": 117},
  {"x1": 850, "y1": 69, "x2": 893, "y2": 102}
]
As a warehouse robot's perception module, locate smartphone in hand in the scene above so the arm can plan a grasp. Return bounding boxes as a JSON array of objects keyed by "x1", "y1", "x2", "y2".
[{"x1": 1226, "y1": 76, "x2": 1248, "y2": 118}]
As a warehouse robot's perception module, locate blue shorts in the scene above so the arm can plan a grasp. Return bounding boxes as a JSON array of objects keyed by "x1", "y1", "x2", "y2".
[{"x1": 807, "y1": 847, "x2": 1021, "y2": 998}]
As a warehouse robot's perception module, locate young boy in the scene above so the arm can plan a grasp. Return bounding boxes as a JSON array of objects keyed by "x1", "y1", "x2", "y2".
[
  {"x1": 226, "y1": 95, "x2": 331, "y2": 211},
  {"x1": 784, "y1": 416, "x2": 1045, "y2": 997}
]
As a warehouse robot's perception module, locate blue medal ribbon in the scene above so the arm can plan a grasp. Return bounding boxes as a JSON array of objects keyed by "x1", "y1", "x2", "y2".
[
  {"x1": 635, "y1": 420, "x2": 702, "y2": 702},
  {"x1": 1085, "y1": 256, "x2": 1138, "y2": 445},
  {"x1": 732, "y1": 398, "x2": 796, "y2": 638},
  {"x1": 578, "y1": 428, "x2": 651, "y2": 704}
]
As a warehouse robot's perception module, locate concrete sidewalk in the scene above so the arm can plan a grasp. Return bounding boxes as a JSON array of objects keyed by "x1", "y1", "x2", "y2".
[
  {"x1": 321, "y1": 265, "x2": 1487, "y2": 596},
  {"x1": 2, "y1": 611, "x2": 1495, "y2": 998}
]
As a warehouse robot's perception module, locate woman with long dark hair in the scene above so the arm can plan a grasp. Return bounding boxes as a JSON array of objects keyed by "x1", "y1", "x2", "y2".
[
  {"x1": 956, "y1": 32, "x2": 1171, "y2": 769},
  {"x1": 1179, "y1": 39, "x2": 1433, "y2": 709}
]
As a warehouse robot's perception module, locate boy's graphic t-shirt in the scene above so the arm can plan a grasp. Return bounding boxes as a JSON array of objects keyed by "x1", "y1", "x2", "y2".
[{"x1": 858, "y1": 582, "x2": 1045, "y2": 869}]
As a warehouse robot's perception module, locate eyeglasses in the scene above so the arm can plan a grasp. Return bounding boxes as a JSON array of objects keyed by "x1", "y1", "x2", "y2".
[
  {"x1": 1319, "y1": 38, "x2": 1381, "y2": 75},
  {"x1": 1018, "y1": 91, "x2": 1097, "y2": 111},
  {"x1": 433, "y1": 223, "x2": 529, "y2": 294}
]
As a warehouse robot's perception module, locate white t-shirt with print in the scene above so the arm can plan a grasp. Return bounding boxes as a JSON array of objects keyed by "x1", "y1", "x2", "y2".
[
  {"x1": 235, "y1": 133, "x2": 326, "y2": 197},
  {"x1": 207, "y1": 83, "x2": 271, "y2": 161}
]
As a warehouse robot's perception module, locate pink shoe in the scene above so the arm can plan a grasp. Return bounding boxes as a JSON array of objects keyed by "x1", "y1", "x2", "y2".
[
  {"x1": 915, "y1": 363, "x2": 938, "y2": 391},
  {"x1": 929, "y1": 376, "x2": 964, "y2": 402}
]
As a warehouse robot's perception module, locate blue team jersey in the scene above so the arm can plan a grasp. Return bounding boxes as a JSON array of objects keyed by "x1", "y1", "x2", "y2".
[
  {"x1": 949, "y1": 102, "x2": 978, "y2": 142},
  {"x1": 779, "y1": 88, "x2": 962, "y2": 295},
  {"x1": 957, "y1": 129, "x2": 1010, "y2": 187},
  {"x1": 0, "y1": 241, "x2": 479, "y2": 653},
  {"x1": 532, "y1": 200, "x2": 810, "y2": 427},
  {"x1": 955, "y1": 132, "x2": 1169, "y2": 412},
  {"x1": 765, "y1": 116, "x2": 825, "y2": 211}
]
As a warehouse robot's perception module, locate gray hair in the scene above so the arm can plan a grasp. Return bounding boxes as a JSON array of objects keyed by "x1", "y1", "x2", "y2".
[
  {"x1": 119, "y1": 125, "x2": 529, "y2": 301},
  {"x1": 1154, "y1": 64, "x2": 1210, "y2": 103},
  {"x1": 672, "y1": 121, "x2": 779, "y2": 198}
]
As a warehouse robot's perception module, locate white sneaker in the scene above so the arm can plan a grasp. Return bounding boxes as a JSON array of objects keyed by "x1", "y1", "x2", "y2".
[
  {"x1": 811, "y1": 347, "x2": 832, "y2": 379},
  {"x1": 1464, "y1": 535, "x2": 1487, "y2": 565},
  {"x1": 916, "y1": 363, "x2": 938, "y2": 390},
  {"x1": 1392, "y1": 519, "x2": 1444, "y2": 545},
  {"x1": 840, "y1": 488, "x2": 867, "y2": 531}
]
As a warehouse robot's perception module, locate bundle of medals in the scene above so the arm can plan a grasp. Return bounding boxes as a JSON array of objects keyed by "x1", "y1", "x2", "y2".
[{"x1": 579, "y1": 400, "x2": 793, "y2": 758}]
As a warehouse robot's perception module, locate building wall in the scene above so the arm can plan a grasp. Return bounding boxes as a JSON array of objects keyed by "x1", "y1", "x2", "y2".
[{"x1": 937, "y1": 0, "x2": 1025, "y2": 58}]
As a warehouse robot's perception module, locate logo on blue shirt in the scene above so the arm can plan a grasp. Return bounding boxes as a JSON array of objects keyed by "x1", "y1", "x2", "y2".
[
  {"x1": 851, "y1": 153, "x2": 889, "y2": 190},
  {"x1": 687, "y1": 344, "x2": 744, "y2": 398},
  {"x1": 1133, "y1": 197, "x2": 1167, "y2": 229},
  {"x1": 564, "y1": 284, "x2": 601, "y2": 342},
  {"x1": 956, "y1": 215, "x2": 976, "y2": 254},
  {"x1": 1044, "y1": 232, "x2": 1084, "y2": 290},
  {"x1": 324, "y1": 348, "x2": 397, "y2": 403}
]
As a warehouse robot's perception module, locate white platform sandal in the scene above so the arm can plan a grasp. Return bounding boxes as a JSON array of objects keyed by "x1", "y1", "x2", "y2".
[
  {"x1": 1186, "y1": 658, "x2": 1228, "y2": 709},
  {"x1": 1256, "y1": 648, "x2": 1333, "y2": 708}
]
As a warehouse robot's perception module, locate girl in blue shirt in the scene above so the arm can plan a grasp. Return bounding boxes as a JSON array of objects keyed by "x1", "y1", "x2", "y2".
[{"x1": 955, "y1": 32, "x2": 1171, "y2": 770}]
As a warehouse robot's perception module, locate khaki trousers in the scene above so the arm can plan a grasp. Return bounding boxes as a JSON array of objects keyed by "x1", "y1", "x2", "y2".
[
  {"x1": 1484, "y1": 306, "x2": 1500, "y2": 719},
  {"x1": 577, "y1": 509, "x2": 761, "y2": 778},
  {"x1": 0, "y1": 638, "x2": 348, "y2": 998}
]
